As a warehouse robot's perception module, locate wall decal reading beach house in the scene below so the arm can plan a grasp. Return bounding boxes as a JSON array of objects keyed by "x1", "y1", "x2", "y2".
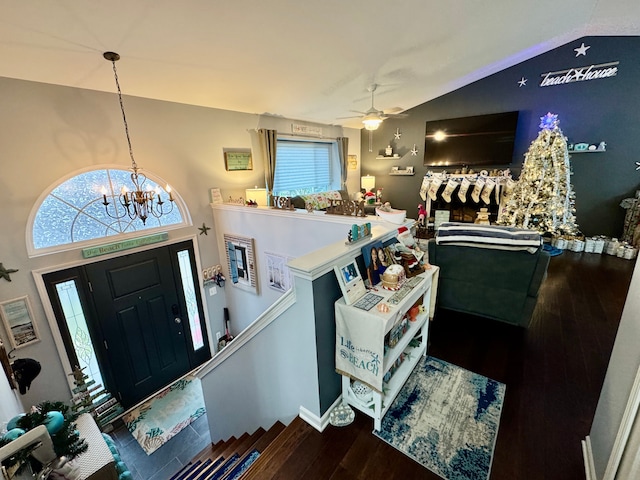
[{"x1": 539, "y1": 61, "x2": 619, "y2": 87}]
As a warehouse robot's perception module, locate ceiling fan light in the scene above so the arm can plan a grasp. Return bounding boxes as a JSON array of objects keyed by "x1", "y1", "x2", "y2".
[{"x1": 363, "y1": 117, "x2": 382, "y2": 131}]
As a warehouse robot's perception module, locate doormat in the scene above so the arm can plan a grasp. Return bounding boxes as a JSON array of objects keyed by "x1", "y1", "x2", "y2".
[
  {"x1": 123, "y1": 374, "x2": 206, "y2": 455},
  {"x1": 374, "y1": 357, "x2": 505, "y2": 480}
]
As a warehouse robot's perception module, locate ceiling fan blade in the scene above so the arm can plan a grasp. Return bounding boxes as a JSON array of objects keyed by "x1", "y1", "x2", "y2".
[
  {"x1": 336, "y1": 115, "x2": 362, "y2": 120},
  {"x1": 385, "y1": 112, "x2": 409, "y2": 118}
]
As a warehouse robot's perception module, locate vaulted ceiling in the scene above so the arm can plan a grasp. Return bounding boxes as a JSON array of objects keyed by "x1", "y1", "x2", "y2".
[{"x1": 2, "y1": 1, "x2": 639, "y2": 129}]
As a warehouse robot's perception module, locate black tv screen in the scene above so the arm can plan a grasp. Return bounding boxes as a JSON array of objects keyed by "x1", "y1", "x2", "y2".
[{"x1": 424, "y1": 111, "x2": 519, "y2": 167}]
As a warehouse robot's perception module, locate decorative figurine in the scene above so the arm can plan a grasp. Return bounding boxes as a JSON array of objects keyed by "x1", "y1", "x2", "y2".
[{"x1": 417, "y1": 204, "x2": 427, "y2": 227}]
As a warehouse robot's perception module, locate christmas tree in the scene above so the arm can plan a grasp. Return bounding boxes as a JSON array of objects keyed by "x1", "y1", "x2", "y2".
[{"x1": 498, "y1": 113, "x2": 579, "y2": 236}]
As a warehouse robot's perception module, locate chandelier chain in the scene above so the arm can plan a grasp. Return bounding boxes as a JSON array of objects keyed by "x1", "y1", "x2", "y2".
[{"x1": 109, "y1": 59, "x2": 137, "y2": 170}]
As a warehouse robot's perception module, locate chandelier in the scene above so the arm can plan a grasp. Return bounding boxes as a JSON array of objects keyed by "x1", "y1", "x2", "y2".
[{"x1": 101, "y1": 51, "x2": 174, "y2": 225}]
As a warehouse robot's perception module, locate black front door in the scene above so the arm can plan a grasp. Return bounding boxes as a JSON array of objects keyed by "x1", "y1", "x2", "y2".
[
  {"x1": 45, "y1": 241, "x2": 210, "y2": 409},
  {"x1": 83, "y1": 242, "x2": 209, "y2": 408}
]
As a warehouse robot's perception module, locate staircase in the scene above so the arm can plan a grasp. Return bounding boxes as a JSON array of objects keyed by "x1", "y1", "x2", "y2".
[{"x1": 170, "y1": 416, "x2": 316, "y2": 480}]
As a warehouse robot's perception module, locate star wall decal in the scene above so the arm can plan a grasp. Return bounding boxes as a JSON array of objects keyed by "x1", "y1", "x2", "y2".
[
  {"x1": 518, "y1": 77, "x2": 527, "y2": 87},
  {"x1": 0, "y1": 263, "x2": 19, "y2": 282},
  {"x1": 394, "y1": 128, "x2": 402, "y2": 140},
  {"x1": 574, "y1": 42, "x2": 590, "y2": 57},
  {"x1": 411, "y1": 144, "x2": 418, "y2": 156},
  {"x1": 636, "y1": 161, "x2": 640, "y2": 171},
  {"x1": 198, "y1": 223, "x2": 211, "y2": 235}
]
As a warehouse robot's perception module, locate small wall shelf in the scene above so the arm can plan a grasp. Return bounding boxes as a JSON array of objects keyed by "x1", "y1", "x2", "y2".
[
  {"x1": 376, "y1": 155, "x2": 403, "y2": 160},
  {"x1": 389, "y1": 171, "x2": 415, "y2": 176},
  {"x1": 570, "y1": 150, "x2": 606, "y2": 154}
]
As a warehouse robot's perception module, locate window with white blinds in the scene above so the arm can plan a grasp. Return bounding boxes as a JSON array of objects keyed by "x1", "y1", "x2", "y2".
[{"x1": 273, "y1": 139, "x2": 338, "y2": 196}]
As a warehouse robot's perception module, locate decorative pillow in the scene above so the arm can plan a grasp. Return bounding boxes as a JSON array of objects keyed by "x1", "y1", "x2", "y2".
[{"x1": 299, "y1": 191, "x2": 343, "y2": 210}]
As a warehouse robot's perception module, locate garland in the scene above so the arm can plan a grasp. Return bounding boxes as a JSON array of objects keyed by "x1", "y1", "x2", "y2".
[{"x1": 0, "y1": 401, "x2": 88, "y2": 473}]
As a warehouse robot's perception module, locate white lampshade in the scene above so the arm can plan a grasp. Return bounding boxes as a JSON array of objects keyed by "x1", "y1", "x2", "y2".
[
  {"x1": 363, "y1": 117, "x2": 382, "y2": 131},
  {"x1": 361, "y1": 175, "x2": 375, "y2": 191},
  {"x1": 245, "y1": 187, "x2": 268, "y2": 206}
]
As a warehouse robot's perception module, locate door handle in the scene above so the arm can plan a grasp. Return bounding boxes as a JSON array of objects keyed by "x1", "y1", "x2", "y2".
[{"x1": 174, "y1": 317, "x2": 182, "y2": 324}]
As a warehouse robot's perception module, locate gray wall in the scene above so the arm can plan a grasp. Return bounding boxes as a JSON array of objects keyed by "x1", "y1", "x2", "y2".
[
  {"x1": 0, "y1": 75, "x2": 359, "y2": 411},
  {"x1": 362, "y1": 36, "x2": 640, "y2": 237}
]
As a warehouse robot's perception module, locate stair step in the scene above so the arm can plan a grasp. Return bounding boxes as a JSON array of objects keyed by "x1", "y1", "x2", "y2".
[
  {"x1": 242, "y1": 417, "x2": 313, "y2": 480},
  {"x1": 168, "y1": 459, "x2": 200, "y2": 480},
  {"x1": 202, "y1": 452, "x2": 240, "y2": 480},
  {"x1": 185, "y1": 456, "x2": 225, "y2": 480},
  {"x1": 219, "y1": 448, "x2": 260, "y2": 480},
  {"x1": 246, "y1": 421, "x2": 285, "y2": 453},
  {"x1": 181, "y1": 458, "x2": 214, "y2": 480}
]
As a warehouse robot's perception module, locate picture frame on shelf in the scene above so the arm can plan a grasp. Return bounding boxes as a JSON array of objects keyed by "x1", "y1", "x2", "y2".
[
  {"x1": 391, "y1": 166, "x2": 399, "y2": 172},
  {"x1": 0, "y1": 296, "x2": 40, "y2": 349},
  {"x1": 406, "y1": 166, "x2": 414, "y2": 174}
]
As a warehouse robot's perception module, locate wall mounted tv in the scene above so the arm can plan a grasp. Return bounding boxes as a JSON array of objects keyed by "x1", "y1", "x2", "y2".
[{"x1": 424, "y1": 111, "x2": 520, "y2": 167}]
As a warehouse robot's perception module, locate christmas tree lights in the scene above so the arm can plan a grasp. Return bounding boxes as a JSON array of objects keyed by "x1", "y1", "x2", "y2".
[{"x1": 498, "y1": 113, "x2": 579, "y2": 236}]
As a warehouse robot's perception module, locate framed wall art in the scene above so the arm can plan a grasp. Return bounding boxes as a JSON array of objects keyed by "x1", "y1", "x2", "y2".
[
  {"x1": 348, "y1": 154, "x2": 358, "y2": 171},
  {"x1": 223, "y1": 149, "x2": 253, "y2": 171},
  {"x1": 264, "y1": 252, "x2": 293, "y2": 293},
  {"x1": 0, "y1": 296, "x2": 40, "y2": 349},
  {"x1": 224, "y1": 233, "x2": 258, "y2": 293}
]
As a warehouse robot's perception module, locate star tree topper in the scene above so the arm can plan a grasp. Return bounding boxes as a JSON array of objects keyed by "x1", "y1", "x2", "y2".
[{"x1": 539, "y1": 112, "x2": 559, "y2": 130}]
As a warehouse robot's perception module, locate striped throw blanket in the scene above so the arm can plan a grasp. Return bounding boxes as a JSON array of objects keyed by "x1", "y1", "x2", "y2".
[{"x1": 436, "y1": 222, "x2": 542, "y2": 253}]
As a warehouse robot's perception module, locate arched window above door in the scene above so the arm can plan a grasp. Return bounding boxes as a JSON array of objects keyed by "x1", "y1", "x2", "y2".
[{"x1": 28, "y1": 167, "x2": 190, "y2": 256}]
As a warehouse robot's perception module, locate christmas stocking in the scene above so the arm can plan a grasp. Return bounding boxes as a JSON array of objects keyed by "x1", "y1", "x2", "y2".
[
  {"x1": 501, "y1": 178, "x2": 516, "y2": 203},
  {"x1": 441, "y1": 178, "x2": 459, "y2": 203},
  {"x1": 419, "y1": 177, "x2": 430, "y2": 201},
  {"x1": 458, "y1": 177, "x2": 471, "y2": 203},
  {"x1": 427, "y1": 176, "x2": 443, "y2": 201},
  {"x1": 471, "y1": 177, "x2": 485, "y2": 203},
  {"x1": 481, "y1": 178, "x2": 496, "y2": 204}
]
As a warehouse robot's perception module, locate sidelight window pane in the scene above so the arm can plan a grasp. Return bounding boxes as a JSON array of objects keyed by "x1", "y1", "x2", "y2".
[
  {"x1": 177, "y1": 250, "x2": 204, "y2": 350},
  {"x1": 55, "y1": 280, "x2": 105, "y2": 388}
]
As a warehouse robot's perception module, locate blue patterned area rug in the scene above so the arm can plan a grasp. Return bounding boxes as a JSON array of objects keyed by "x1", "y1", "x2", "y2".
[
  {"x1": 123, "y1": 374, "x2": 206, "y2": 455},
  {"x1": 374, "y1": 357, "x2": 505, "y2": 480}
]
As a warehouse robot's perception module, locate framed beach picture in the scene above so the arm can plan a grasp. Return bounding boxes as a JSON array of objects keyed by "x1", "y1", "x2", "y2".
[
  {"x1": 0, "y1": 296, "x2": 40, "y2": 349},
  {"x1": 224, "y1": 233, "x2": 258, "y2": 294}
]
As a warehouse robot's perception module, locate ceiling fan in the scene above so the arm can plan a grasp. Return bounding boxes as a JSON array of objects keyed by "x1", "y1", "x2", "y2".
[
  {"x1": 339, "y1": 83, "x2": 407, "y2": 151},
  {"x1": 339, "y1": 83, "x2": 407, "y2": 130}
]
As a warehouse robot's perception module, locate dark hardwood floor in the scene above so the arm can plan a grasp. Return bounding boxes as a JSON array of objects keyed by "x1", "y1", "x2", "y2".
[{"x1": 257, "y1": 251, "x2": 635, "y2": 480}]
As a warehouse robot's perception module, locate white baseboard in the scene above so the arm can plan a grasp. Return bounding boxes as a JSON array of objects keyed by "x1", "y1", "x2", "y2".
[
  {"x1": 582, "y1": 435, "x2": 597, "y2": 480},
  {"x1": 299, "y1": 396, "x2": 342, "y2": 432}
]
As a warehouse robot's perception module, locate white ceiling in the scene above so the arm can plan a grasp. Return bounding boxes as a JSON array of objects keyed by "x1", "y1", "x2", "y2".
[{"x1": 2, "y1": 0, "x2": 639, "y2": 129}]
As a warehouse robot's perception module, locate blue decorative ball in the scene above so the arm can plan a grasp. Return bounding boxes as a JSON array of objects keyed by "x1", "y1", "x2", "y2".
[
  {"x1": 44, "y1": 411, "x2": 65, "y2": 434},
  {"x1": 6, "y1": 414, "x2": 25, "y2": 431},
  {"x1": 3, "y1": 428, "x2": 26, "y2": 441}
]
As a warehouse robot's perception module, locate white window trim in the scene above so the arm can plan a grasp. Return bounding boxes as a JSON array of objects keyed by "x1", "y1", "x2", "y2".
[{"x1": 26, "y1": 164, "x2": 192, "y2": 258}]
